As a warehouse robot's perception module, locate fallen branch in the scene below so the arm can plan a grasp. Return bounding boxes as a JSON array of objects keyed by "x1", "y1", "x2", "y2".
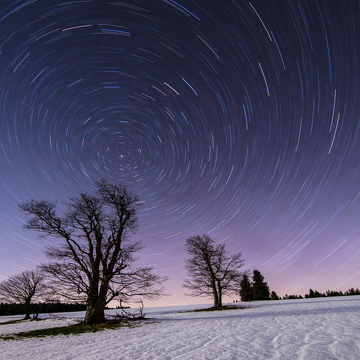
[{"x1": 113, "y1": 300, "x2": 146, "y2": 321}]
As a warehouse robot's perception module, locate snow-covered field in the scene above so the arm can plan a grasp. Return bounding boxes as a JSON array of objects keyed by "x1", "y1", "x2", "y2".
[{"x1": 1, "y1": 296, "x2": 360, "y2": 359}]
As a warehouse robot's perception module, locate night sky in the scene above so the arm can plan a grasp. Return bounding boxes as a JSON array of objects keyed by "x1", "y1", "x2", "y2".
[{"x1": 1, "y1": 0, "x2": 360, "y2": 306}]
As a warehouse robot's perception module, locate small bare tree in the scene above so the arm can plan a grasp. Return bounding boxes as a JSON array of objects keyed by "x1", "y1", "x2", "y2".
[
  {"x1": 19, "y1": 181, "x2": 167, "y2": 325},
  {"x1": 183, "y1": 234, "x2": 244, "y2": 308},
  {"x1": 0, "y1": 269, "x2": 46, "y2": 319}
]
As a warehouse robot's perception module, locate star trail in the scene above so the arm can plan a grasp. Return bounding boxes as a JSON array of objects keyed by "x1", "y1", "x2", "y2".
[{"x1": 1, "y1": 0, "x2": 360, "y2": 306}]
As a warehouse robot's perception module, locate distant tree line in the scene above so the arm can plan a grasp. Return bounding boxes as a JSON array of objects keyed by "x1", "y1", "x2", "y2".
[
  {"x1": 282, "y1": 294, "x2": 303, "y2": 300},
  {"x1": 0, "y1": 301, "x2": 87, "y2": 317},
  {"x1": 239, "y1": 270, "x2": 360, "y2": 302},
  {"x1": 279, "y1": 288, "x2": 360, "y2": 300},
  {"x1": 304, "y1": 287, "x2": 360, "y2": 298}
]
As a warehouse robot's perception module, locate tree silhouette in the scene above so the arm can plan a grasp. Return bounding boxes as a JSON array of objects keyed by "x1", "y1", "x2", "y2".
[
  {"x1": 240, "y1": 273, "x2": 253, "y2": 301},
  {"x1": 183, "y1": 234, "x2": 244, "y2": 308},
  {"x1": 19, "y1": 181, "x2": 167, "y2": 325},
  {"x1": 252, "y1": 270, "x2": 270, "y2": 300},
  {"x1": 0, "y1": 269, "x2": 46, "y2": 319}
]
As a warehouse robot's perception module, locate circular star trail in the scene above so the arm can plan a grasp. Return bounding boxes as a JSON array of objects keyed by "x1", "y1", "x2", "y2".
[{"x1": 1, "y1": 0, "x2": 360, "y2": 305}]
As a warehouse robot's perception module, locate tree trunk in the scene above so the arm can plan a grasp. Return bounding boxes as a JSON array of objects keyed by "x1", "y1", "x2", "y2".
[
  {"x1": 24, "y1": 301, "x2": 31, "y2": 320},
  {"x1": 84, "y1": 297, "x2": 106, "y2": 325},
  {"x1": 216, "y1": 282, "x2": 222, "y2": 309},
  {"x1": 212, "y1": 280, "x2": 219, "y2": 308}
]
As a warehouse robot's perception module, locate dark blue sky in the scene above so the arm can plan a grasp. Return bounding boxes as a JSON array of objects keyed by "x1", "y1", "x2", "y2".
[{"x1": 1, "y1": 0, "x2": 360, "y2": 305}]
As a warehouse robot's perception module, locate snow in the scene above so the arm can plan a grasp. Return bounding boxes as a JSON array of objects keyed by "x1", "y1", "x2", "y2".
[
  {"x1": 0, "y1": 317, "x2": 78, "y2": 336},
  {"x1": 1, "y1": 296, "x2": 360, "y2": 359}
]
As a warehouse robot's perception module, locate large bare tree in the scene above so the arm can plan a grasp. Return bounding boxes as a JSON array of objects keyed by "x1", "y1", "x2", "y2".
[
  {"x1": 0, "y1": 269, "x2": 46, "y2": 319},
  {"x1": 19, "y1": 181, "x2": 167, "y2": 325},
  {"x1": 183, "y1": 234, "x2": 244, "y2": 308}
]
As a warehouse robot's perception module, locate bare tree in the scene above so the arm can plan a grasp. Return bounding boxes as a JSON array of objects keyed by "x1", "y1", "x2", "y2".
[
  {"x1": 0, "y1": 269, "x2": 46, "y2": 319},
  {"x1": 19, "y1": 181, "x2": 167, "y2": 325},
  {"x1": 183, "y1": 234, "x2": 244, "y2": 308}
]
